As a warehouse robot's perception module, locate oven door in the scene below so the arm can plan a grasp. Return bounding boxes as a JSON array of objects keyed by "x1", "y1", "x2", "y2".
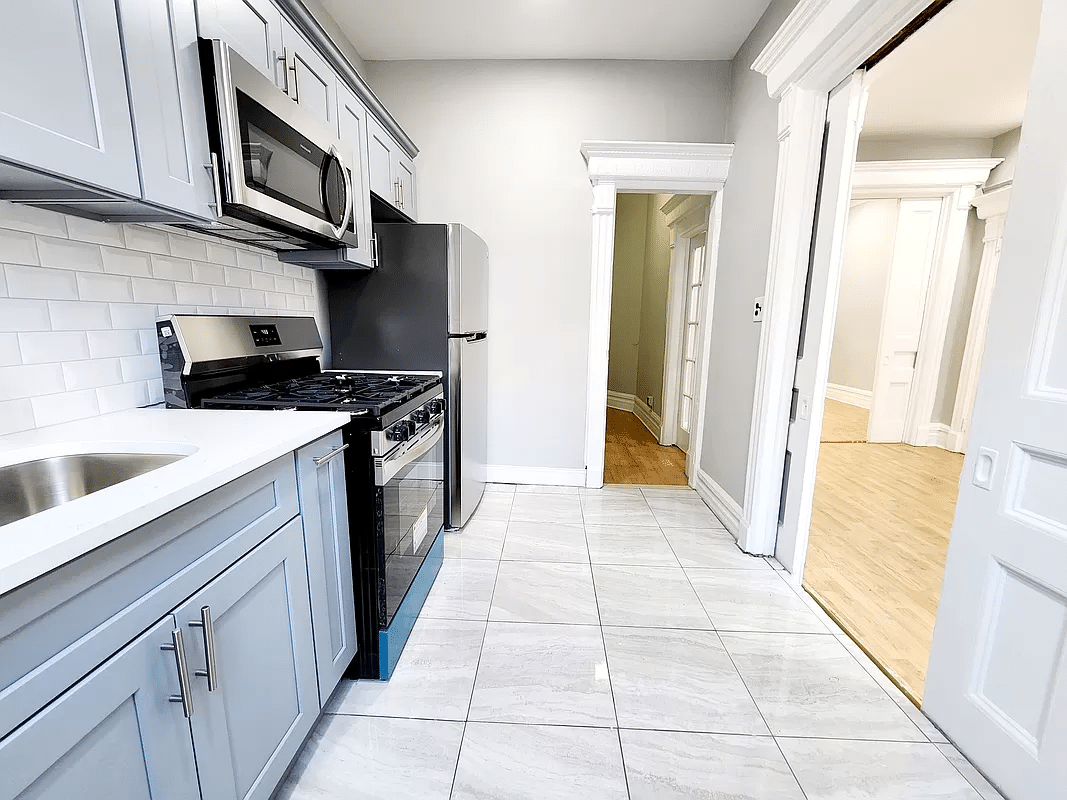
[
  {"x1": 376, "y1": 417, "x2": 445, "y2": 626},
  {"x1": 201, "y1": 39, "x2": 355, "y2": 246}
]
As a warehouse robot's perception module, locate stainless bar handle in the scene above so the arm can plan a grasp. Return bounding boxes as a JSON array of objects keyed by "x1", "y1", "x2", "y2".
[
  {"x1": 313, "y1": 442, "x2": 349, "y2": 467},
  {"x1": 161, "y1": 628, "x2": 194, "y2": 717},
  {"x1": 398, "y1": 180, "x2": 404, "y2": 209},
  {"x1": 204, "y1": 153, "x2": 222, "y2": 216},
  {"x1": 394, "y1": 179, "x2": 401, "y2": 208},
  {"x1": 289, "y1": 58, "x2": 300, "y2": 103},
  {"x1": 371, "y1": 233, "x2": 380, "y2": 268},
  {"x1": 277, "y1": 48, "x2": 290, "y2": 95},
  {"x1": 188, "y1": 606, "x2": 219, "y2": 691}
]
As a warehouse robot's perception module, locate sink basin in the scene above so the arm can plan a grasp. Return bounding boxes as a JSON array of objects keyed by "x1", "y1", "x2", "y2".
[{"x1": 0, "y1": 452, "x2": 187, "y2": 527}]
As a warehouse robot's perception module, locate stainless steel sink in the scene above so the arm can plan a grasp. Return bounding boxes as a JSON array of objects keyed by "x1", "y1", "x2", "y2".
[{"x1": 0, "y1": 452, "x2": 187, "y2": 527}]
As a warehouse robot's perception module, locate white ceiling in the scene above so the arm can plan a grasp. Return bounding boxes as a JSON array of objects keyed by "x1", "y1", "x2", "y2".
[
  {"x1": 322, "y1": 0, "x2": 774, "y2": 61},
  {"x1": 862, "y1": 0, "x2": 1042, "y2": 139}
]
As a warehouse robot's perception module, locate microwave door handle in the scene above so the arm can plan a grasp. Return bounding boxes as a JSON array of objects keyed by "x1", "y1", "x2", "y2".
[{"x1": 327, "y1": 145, "x2": 353, "y2": 240}]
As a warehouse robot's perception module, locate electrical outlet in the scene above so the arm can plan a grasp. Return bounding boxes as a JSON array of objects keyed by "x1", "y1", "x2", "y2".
[
  {"x1": 646, "y1": 396, "x2": 654, "y2": 409},
  {"x1": 753, "y1": 296, "x2": 766, "y2": 323}
]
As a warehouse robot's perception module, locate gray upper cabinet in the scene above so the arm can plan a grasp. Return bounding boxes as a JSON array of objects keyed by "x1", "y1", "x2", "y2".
[
  {"x1": 0, "y1": 616, "x2": 201, "y2": 800},
  {"x1": 280, "y1": 19, "x2": 337, "y2": 130},
  {"x1": 396, "y1": 153, "x2": 417, "y2": 220},
  {"x1": 0, "y1": 0, "x2": 140, "y2": 197},
  {"x1": 366, "y1": 113, "x2": 417, "y2": 219},
  {"x1": 336, "y1": 85, "x2": 375, "y2": 268},
  {"x1": 180, "y1": 518, "x2": 319, "y2": 800},
  {"x1": 118, "y1": 0, "x2": 217, "y2": 220},
  {"x1": 296, "y1": 433, "x2": 357, "y2": 704},
  {"x1": 196, "y1": 0, "x2": 284, "y2": 84}
]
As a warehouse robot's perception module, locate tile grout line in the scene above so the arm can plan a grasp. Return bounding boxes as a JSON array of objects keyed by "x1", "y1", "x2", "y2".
[{"x1": 581, "y1": 491, "x2": 633, "y2": 800}]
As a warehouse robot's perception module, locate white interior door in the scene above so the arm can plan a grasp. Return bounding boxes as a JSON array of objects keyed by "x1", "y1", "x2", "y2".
[
  {"x1": 676, "y1": 232, "x2": 707, "y2": 456},
  {"x1": 867, "y1": 198, "x2": 942, "y2": 442},
  {"x1": 924, "y1": 3, "x2": 1067, "y2": 795}
]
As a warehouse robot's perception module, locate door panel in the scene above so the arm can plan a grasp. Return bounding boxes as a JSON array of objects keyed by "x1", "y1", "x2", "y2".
[
  {"x1": 677, "y1": 232, "x2": 707, "y2": 455},
  {"x1": 0, "y1": 0, "x2": 139, "y2": 196},
  {"x1": 925, "y1": 3, "x2": 1067, "y2": 795},
  {"x1": 181, "y1": 518, "x2": 318, "y2": 800},
  {"x1": 0, "y1": 616, "x2": 200, "y2": 800},
  {"x1": 396, "y1": 154, "x2": 416, "y2": 219},
  {"x1": 448, "y1": 225, "x2": 490, "y2": 335},
  {"x1": 868, "y1": 198, "x2": 942, "y2": 442},
  {"x1": 197, "y1": 0, "x2": 283, "y2": 84},
  {"x1": 366, "y1": 115, "x2": 395, "y2": 203},
  {"x1": 336, "y1": 84, "x2": 374, "y2": 267},
  {"x1": 281, "y1": 19, "x2": 335, "y2": 128}
]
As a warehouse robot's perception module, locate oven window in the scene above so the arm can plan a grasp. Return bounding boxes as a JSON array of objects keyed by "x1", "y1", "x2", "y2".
[
  {"x1": 381, "y1": 438, "x2": 444, "y2": 625},
  {"x1": 235, "y1": 90, "x2": 329, "y2": 222}
]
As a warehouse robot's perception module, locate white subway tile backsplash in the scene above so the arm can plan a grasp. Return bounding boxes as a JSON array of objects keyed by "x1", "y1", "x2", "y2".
[
  {"x1": 151, "y1": 254, "x2": 193, "y2": 282},
  {"x1": 132, "y1": 277, "x2": 178, "y2": 304},
  {"x1": 0, "y1": 363, "x2": 65, "y2": 401},
  {"x1": 18, "y1": 331, "x2": 90, "y2": 364},
  {"x1": 37, "y1": 236, "x2": 104, "y2": 272},
  {"x1": 102, "y1": 246, "x2": 152, "y2": 277},
  {"x1": 206, "y1": 241, "x2": 238, "y2": 266},
  {"x1": 0, "y1": 207, "x2": 323, "y2": 434},
  {"x1": 63, "y1": 358, "x2": 123, "y2": 390},
  {"x1": 97, "y1": 380, "x2": 149, "y2": 414},
  {"x1": 0, "y1": 399, "x2": 35, "y2": 435},
  {"x1": 64, "y1": 216, "x2": 125, "y2": 247},
  {"x1": 6, "y1": 265, "x2": 79, "y2": 300},
  {"x1": 0, "y1": 228, "x2": 40, "y2": 265},
  {"x1": 87, "y1": 329, "x2": 142, "y2": 358},
  {"x1": 76, "y1": 272, "x2": 135, "y2": 303},
  {"x1": 123, "y1": 225, "x2": 171, "y2": 255},
  {"x1": 120, "y1": 353, "x2": 162, "y2": 383},
  {"x1": 48, "y1": 300, "x2": 112, "y2": 331},
  {"x1": 31, "y1": 388, "x2": 100, "y2": 427},
  {"x1": 0, "y1": 298, "x2": 50, "y2": 331}
]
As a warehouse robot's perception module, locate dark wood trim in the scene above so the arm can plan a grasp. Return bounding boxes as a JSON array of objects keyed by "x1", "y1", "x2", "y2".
[{"x1": 861, "y1": 0, "x2": 956, "y2": 72}]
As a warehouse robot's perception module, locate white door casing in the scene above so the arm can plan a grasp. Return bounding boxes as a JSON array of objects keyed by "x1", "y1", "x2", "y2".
[
  {"x1": 924, "y1": 2, "x2": 1067, "y2": 794},
  {"x1": 677, "y1": 232, "x2": 708, "y2": 455},
  {"x1": 867, "y1": 197, "x2": 941, "y2": 442},
  {"x1": 580, "y1": 142, "x2": 733, "y2": 489}
]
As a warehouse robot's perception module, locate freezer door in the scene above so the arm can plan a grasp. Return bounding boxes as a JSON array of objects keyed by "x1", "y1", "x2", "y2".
[
  {"x1": 447, "y1": 334, "x2": 487, "y2": 528},
  {"x1": 446, "y1": 224, "x2": 489, "y2": 335}
]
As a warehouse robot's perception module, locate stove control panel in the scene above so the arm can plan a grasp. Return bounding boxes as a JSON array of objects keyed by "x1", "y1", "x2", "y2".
[
  {"x1": 250, "y1": 324, "x2": 281, "y2": 347},
  {"x1": 372, "y1": 393, "x2": 446, "y2": 456}
]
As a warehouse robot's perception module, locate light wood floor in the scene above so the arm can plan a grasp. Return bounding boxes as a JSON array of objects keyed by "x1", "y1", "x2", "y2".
[
  {"x1": 821, "y1": 398, "x2": 869, "y2": 442},
  {"x1": 804, "y1": 400, "x2": 964, "y2": 703},
  {"x1": 603, "y1": 408, "x2": 688, "y2": 486}
]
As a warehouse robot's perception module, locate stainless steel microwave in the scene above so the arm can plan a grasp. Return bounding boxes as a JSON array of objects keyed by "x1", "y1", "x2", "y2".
[{"x1": 186, "y1": 39, "x2": 357, "y2": 251}]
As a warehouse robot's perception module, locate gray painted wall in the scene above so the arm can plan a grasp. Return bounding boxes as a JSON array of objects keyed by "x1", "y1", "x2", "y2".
[
  {"x1": 608, "y1": 194, "x2": 647, "y2": 397},
  {"x1": 635, "y1": 193, "x2": 674, "y2": 415},
  {"x1": 698, "y1": 0, "x2": 799, "y2": 504},
  {"x1": 856, "y1": 137, "x2": 994, "y2": 161},
  {"x1": 364, "y1": 60, "x2": 731, "y2": 473}
]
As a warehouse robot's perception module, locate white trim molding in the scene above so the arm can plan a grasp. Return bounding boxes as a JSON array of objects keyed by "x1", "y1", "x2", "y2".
[
  {"x1": 606, "y1": 390, "x2": 636, "y2": 413},
  {"x1": 581, "y1": 141, "x2": 733, "y2": 489},
  {"x1": 485, "y1": 465, "x2": 587, "y2": 487},
  {"x1": 825, "y1": 382, "x2": 872, "y2": 409},
  {"x1": 633, "y1": 395, "x2": 662, "y2": 440},
  {"x1": 951, "y1": 184, "x2": 1013, "y2": 454},
  {"x1": 694, "y1": 468, "x2": 746, "y2": 540}
]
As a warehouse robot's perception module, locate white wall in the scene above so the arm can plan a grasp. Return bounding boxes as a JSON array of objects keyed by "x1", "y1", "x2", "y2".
[
  {"x1": 987, "y1": 126, "x2": 1023, "y2": 188},
  {"x1": 303, "y1": 0, "x2": 368, "y2": 77},
  {"x1": 0, "y1": 202, "x2": 327, "y2": 435},
  {"x1": 364, "y1": 60, "x2": 731, "y2": 476},
  {"x1": 828, "y1": 199, "x2": 899, "y2": 393},
  {"x1": 608, "y1": 194, "x2": 647, "y2": 396},
  {"x1": 698, "y1": 0, "x2": 799, "y2": 504}
]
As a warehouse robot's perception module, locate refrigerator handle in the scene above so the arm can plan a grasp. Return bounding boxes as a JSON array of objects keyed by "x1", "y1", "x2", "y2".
[{"x1": 449, "y1": 331, "x2": 488, "y2": 342}]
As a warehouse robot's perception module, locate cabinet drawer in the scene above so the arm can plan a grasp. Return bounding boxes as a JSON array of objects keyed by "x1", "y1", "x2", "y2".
[{"x1": 0, "y1": 456, "x2": 298, "y2": 739}]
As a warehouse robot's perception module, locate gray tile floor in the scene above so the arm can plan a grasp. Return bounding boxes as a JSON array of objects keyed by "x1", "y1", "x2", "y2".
[{"x1": 278, "y1": 484, "x2": 1004, "y2": 800}]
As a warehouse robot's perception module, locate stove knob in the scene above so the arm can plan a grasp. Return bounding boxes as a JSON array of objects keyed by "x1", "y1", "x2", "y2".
[
  {"x1": 411, "y1": 408, "x2": 430, "y2": 424},
  {"x1": 427, "y1": 399, "x2": 444, "y2": 415},
  {"x1": 403, "y1": 420, "x2": 418, "y2": 437},
  {"x1": 386, "y1": 423, "x2": 410, "y2": 442}
]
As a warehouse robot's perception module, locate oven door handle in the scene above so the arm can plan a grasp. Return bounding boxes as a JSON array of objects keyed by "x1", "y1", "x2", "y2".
[{"x1": 375, "y1": 418, "x2": 444, "y2": 486}]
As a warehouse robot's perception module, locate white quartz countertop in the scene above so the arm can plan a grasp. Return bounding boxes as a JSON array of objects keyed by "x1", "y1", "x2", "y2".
[{"x1": 0, "y1": 408, "x2": 346, "y2": 596}]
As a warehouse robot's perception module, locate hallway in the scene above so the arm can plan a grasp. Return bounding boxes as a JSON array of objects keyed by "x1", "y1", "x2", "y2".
[
  {"x1": 603, "y1": 408, "x2": 688, "y2": 486},
  {"x1": 804, "y1": 399, "x2": 965, "y2": 702}
]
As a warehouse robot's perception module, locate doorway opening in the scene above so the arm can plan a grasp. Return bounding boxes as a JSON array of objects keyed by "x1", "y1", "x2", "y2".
[
  {"x1": 604, "y1": 194, "x2": 713, "y2": 486},
  {"x1": 781, "y1": 0, "x2": 1040, "y2": 705}
]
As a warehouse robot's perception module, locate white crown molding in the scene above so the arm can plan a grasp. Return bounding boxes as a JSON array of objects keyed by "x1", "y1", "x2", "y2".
[
  {"x1": 852, "y1": 159, "x2": 1003, "y2": 195},
  {"x1": 972, "y1": 183, "x2": 1014, "y2": 219},
  {"x1": 581, "y1": 141, "x2": 734, "y2": 192},
  {"x1": 751, "y1": 0, "x2": 935, "y2": 97},
  {"x1": 662, "y1": 194, "x2": 712, "y2": 229}
]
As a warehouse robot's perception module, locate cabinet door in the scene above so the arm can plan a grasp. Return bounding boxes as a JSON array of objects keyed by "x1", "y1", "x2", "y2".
[
  {"x1": 0, "y1": 0, "x2": 139, "y2": 197},
  {"x1": 0, "y1": 616, "x2": 200, "y2": 800},
  {"x1": 396, "y1": 154, "x2": 417, "y2": 220},
  {"x1": 296, "y1": 433, "x2": 357, "y2": 705},
  {"x1": 280, "y1": 19, "x2": 337, "y2": 130},
  {"x1": 196, "y1": 0, "x2": 284, "y2": 85},
  {"x1": 366, "y1": 114, "x2": 397, "y2": 205},
  {"x1": 179, "y1": 518, "x2": 319, "y2": 800},
  {"x1": 119, "y1": 0, "x2": 217, "y2": 220},
  {"x1": 337, "y1": 85, "x2": 374, "y2": 267}
]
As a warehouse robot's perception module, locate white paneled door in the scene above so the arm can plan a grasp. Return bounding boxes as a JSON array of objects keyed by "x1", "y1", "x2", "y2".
[
  {"x1": 924, "y1": 2, "x2": 1067, "y2": 796},
  {"x1": 676, "y1": 232, "x2": 707, "y2": 457}
]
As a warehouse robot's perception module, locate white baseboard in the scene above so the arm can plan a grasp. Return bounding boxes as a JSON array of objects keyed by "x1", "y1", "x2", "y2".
[
  {"x1": 633, "y1": 396, "x2": 662, "y2": 439},
  {"x1": 693, "y1": 468, "x2": 747, "y2": 543},
  {"x1": 485, "y1": 464, "x2": 587, "y2": 487},
  {"x1": 946, "y1": 429, "x2": 967, "y2": 454},
  {"x1": 606, "y1": 390, "x2": 635, "y2": 412},
  {"x1": 914, "y1": 423, "x2": 959, "y2": 451},
  {"x1": 825, "y1": 383, "x2": 873, "y2": 409}
]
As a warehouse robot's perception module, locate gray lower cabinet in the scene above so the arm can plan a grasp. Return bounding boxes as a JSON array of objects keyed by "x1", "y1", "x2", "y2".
[
  {"x1": 0, "y1": 0, "x2": 140, "y2": 197},
  {"x1": 0, "y1": 615, "x2": 201, "y2": 800},
  {"x1": 297, "y1": 433, "x2": 357, "y2": 704}
]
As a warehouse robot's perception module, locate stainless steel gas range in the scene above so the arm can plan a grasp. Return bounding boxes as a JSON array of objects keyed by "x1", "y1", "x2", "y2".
[{"x1": 156, "y1": 313, "x2": 444, "y2": 679}]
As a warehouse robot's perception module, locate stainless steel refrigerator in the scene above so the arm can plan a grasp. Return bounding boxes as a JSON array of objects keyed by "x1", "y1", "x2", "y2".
[{"x1": 325, "y1": 223, "x2": 489, "y2": 528}]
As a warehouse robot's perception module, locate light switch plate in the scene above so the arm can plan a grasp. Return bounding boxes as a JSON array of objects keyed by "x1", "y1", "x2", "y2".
[{"x1": 753, "y1": 296, "x2": 765, "y2": 322}]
